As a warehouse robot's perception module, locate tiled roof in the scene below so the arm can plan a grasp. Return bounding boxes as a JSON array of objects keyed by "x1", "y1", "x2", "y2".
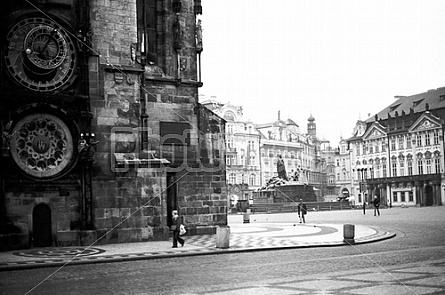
[{"x1": 366, "y1": 87, "x2": 445, "y2": 122}]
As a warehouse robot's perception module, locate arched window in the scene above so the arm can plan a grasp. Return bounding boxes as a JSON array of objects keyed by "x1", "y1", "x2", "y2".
[
  {"x1": 229, "y1": 173, "x2": 236, "y2": 184},
  {"x1": 223, "y1": 112, "x2": 235, "y2": 121},
  {"x1": 249, "y1": 174, "x2": 256, "y2": 186}
]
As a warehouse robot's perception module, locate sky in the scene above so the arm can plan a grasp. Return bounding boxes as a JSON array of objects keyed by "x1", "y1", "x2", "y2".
[{"x1": 198, "y1": 0, "x2": 445, "y2": 145}]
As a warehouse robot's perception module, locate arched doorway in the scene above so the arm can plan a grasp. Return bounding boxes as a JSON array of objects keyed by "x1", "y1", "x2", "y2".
[
  {"x1": 33, "y1": 204, "x2": 52, "y2": 247},
  {"x1": 425, "y1": 185, "x2": 434, "y2": 206},
  {"x1": 339, "y1": 188, "x2": 349, "y2": 202}
]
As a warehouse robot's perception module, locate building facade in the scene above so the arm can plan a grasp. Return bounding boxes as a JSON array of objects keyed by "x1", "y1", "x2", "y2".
[
  {"x1": 0, "y1": 0, "x2": 227, "y2": 251},
  {"x1": 200, "y1": 100, "x2": 261, "y2": 206},
  {"x1": 348, "y1": 88, "x2": 445, "y2": 207},
  {"x1": 257, "y1": 114, "x2": 328, "y2": 201},
  {"x1": 332, "y1": 138, "x2": 354, "y2": 203},
  {"x1": 201, "y1": 100, "x2": 331, "y2": 203}
]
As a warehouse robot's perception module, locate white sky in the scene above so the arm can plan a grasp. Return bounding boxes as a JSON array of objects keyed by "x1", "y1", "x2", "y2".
[{"x1": 198, "y1": 0, "x2": 445, "y2": 145}]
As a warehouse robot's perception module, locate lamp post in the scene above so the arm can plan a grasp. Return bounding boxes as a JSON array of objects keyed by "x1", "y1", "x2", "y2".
[
  {"x1": 356, "y1": 164, "x2": 373, "y2": 214},
  {"x1": 78, "y1": 132, "x2": 98, "y2": 229}
]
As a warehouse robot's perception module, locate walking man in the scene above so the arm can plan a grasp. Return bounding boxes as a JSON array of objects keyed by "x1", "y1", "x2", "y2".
[
  {"x1": 297, "y1": 199, "x2": 307, "y2": 223},
  {"x1": 373, "y1": 196, "x2": 380, "y2": 216}
]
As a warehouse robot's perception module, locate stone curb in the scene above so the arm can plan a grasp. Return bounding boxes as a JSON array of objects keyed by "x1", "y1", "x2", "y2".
[{"x1": 0, "y1": 230, "x2": 395, "y2": 272}]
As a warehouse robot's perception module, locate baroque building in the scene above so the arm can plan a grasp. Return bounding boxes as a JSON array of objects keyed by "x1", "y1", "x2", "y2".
[
  {"x1": 201, "y1": 99, "x2": 330, "y2": 204},
  {"x1": 348, "y1": 88, "x2": 445, "y2": 207},
  {"x1": 256, "y1": 113, "x2": 327, "y2": 195},
  {"x1": 200, "y1": 99, "x2": 261, "y2": 206},
  {"x1": 332, "y1": 138, "x2": 354, "y2": 203},
  {"x1": 0, "y1": 0, "x2": 226, "y2": 251}
]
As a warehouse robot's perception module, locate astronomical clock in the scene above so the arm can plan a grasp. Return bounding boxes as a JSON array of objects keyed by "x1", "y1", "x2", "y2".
[
  {"x1": 9, "y1": 111, "x2": 77, "y2": 180},
  {"x1": 2, "y1": 15, "x2": 80, "y2": 180},
  {"x1": 4, "y1": 17, "x2": 77, "y2": 92}
]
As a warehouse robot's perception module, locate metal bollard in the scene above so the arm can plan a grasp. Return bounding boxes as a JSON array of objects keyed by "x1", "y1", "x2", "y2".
[{"x1": 243, "y1": 209, "x2": 251, "y2": 223}]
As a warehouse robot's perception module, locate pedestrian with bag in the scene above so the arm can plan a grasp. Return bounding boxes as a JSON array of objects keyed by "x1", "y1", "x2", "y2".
[
  {"x1": 171, "y1": 210, "x2": 185, "y2": 248},
  {"x1": 297, "y1": 199, "x2": 307, "y2": 223},
  {"x1": 373, "y1": 196, "x2": 380, "y2": 216}
]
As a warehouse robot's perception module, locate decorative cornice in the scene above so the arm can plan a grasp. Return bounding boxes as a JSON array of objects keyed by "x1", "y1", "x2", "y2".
[
  {"x1": 144, "y1": 77, "x2": 203, "y2": 87},
  {"x1": 104, "y1": 64, "x2": 145, "y2": 73}
]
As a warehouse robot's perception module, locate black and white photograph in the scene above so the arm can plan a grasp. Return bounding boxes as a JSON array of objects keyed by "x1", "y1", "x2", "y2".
[{"x1": 1, "y1": 1, "x2": 445, "y2": 294}]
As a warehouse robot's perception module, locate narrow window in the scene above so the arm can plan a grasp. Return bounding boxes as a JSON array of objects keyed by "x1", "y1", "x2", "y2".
[
  {"x1": 416, "y1": 134, "x2": 422, "y2": 147},
  {"x1": 425, "y1": 133, "x2": 430, "y2": 146},
  {"x1": 398, "y1": 136, "x2": 404, "y2": 150},
  {"x1": 435, "y1": 158, "x2": 441, "y2": 173},
  {"x1": 392, "y1": 161, "x2": 397, "y2": 177},
  {"x1": 426, "y1": 159, "x2": 432, "y2": 174},
  {"x1": 434, "y1": 132, "x2": 440, "y2": 145},
  {"x1": 418, "y1": 159, "x2": 424, "y2": 175},
  {"x1": 137, "y1": 0, "x2": 158, "y2": 63}
]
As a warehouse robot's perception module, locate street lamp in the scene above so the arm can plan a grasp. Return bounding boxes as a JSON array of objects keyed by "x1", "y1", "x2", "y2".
[{"x1": 355, "y1": 164, "x2": 373, "y2": 204}]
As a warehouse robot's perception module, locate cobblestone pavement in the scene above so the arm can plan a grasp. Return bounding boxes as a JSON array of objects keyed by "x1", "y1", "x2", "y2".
[
  {"x1": 0, "y1": 221, "x2": 394, "y2": 271},
  {"x1": 1, "y1": 208, "x2": 445, "y2": 295},
  {"x1": 185, "y1": 259, "x2": 445, "y2": 295}
]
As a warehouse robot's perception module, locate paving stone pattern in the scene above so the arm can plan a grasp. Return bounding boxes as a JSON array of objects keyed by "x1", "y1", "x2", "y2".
[{"x1": 188, "y1": 259, "x2": 445, "y2": 295}]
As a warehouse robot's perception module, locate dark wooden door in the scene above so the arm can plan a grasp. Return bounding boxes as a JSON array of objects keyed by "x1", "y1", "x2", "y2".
[
  {"x1": 33, "y1": 204, "x2": 52, "y2": 247},
  {"x1": 425, "y1": 185, "x2": 434, "y2": 206}
]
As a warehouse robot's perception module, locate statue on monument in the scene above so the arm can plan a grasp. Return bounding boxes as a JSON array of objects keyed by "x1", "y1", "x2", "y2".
[{"x1": 277, "y1": 155, "x2": 288, "y2": 181}]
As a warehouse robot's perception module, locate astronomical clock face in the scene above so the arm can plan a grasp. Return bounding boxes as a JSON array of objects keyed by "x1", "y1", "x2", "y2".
[
  {"x1": 4, "y1": 17, "x2": 77, "y2": 92},
  {"x1": 10, "y1": 113, "x2": 75, "y2": 180}
]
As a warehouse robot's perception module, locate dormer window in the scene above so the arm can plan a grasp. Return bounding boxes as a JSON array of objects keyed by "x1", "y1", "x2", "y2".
[
  {"x1": 390, "y1": 104, "x2": 401, "y2": 112},
  {"x1": 413, "y1": 98, "x2": 424, "y2": 107}
]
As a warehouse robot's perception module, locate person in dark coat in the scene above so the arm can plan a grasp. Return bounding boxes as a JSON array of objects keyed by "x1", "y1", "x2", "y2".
[
  {"x1": 373, "y1": 196, "x2": 380, "y2": 216},
  {"x1": 171, "y1": 210, "x2": 185, "y2": 248},
  {"x1": 297, "y1": 199, "x2": 307, "y2": 223}
]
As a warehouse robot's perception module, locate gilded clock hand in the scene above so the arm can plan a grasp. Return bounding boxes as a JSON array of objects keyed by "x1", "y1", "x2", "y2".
[{"x1": 37, "y1": 35, "x2": 55, "y2": 60}]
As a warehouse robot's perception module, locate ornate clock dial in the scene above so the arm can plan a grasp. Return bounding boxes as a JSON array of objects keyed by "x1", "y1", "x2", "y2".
[
  {"x1": 25, "y1": 25, "x2": 68, "y2": 69},
  {"x1": 10, "y1": 113, "x2": 75, "y2": 180},
  {"x1": 5, "y1": 17, "x2": 77, "y2": 92}
]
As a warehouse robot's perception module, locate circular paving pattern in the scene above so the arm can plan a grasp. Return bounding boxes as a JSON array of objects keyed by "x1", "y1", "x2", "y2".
[
  {"x1": 13, "y1": 247, "x2": 105, "y2": 258},
  {"x1": 231, "y1": 223, "x2": 338, "y2": 238}
]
